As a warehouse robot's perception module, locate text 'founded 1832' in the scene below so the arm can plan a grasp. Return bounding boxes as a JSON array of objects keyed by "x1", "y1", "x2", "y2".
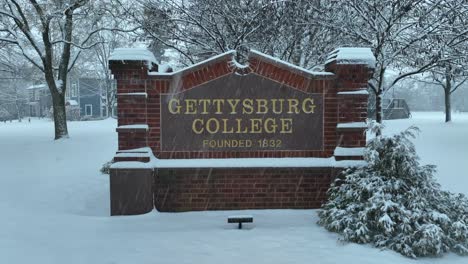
[{"x1": 160, "y1": 74, "x2": 323, "y2": 151}]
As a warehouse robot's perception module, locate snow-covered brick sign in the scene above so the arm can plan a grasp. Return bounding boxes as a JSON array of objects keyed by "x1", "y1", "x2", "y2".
[{"x1": 107, "y1": 47, "x2": 375, "y2": 215}]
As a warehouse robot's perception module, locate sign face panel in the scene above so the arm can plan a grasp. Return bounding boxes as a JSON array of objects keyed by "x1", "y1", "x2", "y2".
[{"x1": 160, "y1": 74, "x2": 323, "y2": 151}]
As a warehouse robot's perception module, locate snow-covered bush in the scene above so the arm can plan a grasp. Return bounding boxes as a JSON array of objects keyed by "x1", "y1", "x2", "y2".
[
  {"x1": 318, "y1": 126, "x2": 468, "y2": 258},
  {"x1": 100, "y1": 159, "x2": 114, "y2": 175},
  {"x1": 0, "y1": 108, "x2": 11, "y2": 121}
]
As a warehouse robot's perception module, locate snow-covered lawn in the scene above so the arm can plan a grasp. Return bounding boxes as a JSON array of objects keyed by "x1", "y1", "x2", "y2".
[{"x1": 0, "y1": 112, "x2": 467, "y2": 264}]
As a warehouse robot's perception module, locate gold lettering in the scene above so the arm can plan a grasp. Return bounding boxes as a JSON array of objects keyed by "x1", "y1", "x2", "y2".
[
  {"x1": 236, "y1": 118, "x2": 248, "y2": 133},
  {"x1": 264, "y1": 118, "x2": 277, "y2": 133},
  {"x1": 287, "y1": 99, "x2": 300, "y2": 114},
  {"x1": 222, "y1": 119, "x2": 234, "y2": 134},
  {"x1": 206, "y1": 118, "x2": 220, "y2": 134},
  {"x1": 242, "y1": 99, "x2": 254, "y2": 114},
  {"x1": 213, "y1": 99, "x2": 224, "y2": 114},
  {"x1": 302, "y1": 98, "x2": 316, "y2": 114},
  {"x1": 227, "y1": 99, "x2": 240, "y2": 114},
  {"x1": 192, "y1": 119, "x2": 204, "y2": 134},
  {"x1": 250, "y1": 118, "x2": 263, "y2": 133},
  {"x1": 168, "y1": 98, "x2": 181, "y2": 114},
  {"x1": 199, "y1": 99, "x2": 210, "y2": 114},
  {"x1": 280, "y1": 118, "x2": 293, "y2": 133},
  {"x1": 271, "y1": 99, "x2": 284, "y2": 114},
  {"x1": 185, "y1": 99, "x2": 197, "y2": 114},
  {"x1": 256, "y1": 99, "x2": 268, "y2": 114}
]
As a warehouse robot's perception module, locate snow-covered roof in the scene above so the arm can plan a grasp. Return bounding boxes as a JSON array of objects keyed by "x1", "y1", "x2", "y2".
[
  {"x1": 148, "y1": 50, "x2": 236, "y2": 77},
  {"x1": 27, "y1": 84, "x2": 47, "y2": 90},
  {"x1": 148, "y1": 49, "x2": 335, "y2": 78},
  {"x1": 337, "y1": 90, "x2": 369, "y2": 95},
  {"x1": 249, "y1": 50, "x2": 335, "y2": 77},
  {"x1": 109, "y1": 48, "x2": 158, "y2": 66},
  {"x1": 326, "y1": 47, "x2": 376, "y2": 68},
  {"x1": 67, "y1": 100, "x2": 79, "y2": 106}
]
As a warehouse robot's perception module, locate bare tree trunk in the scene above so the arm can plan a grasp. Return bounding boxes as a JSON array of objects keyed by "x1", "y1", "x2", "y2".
[
  {"x1": 51, "y1": 91, "x2": 68, "y2": 139},
  {"x1": 375, "y1": 91, "x2": 383, "y2": 124},
  {"x1": 15, "y1": 99, "x2": 21, "y2": 122},
  {"x1": 106, "y1": 79, "x2": 113, "y2": 118},
  {"x1": 444, "y1": 78, "x2": 452, "y2": 122},
  {"x1": 374, "y1": 66, "x2": 386, "y2": 125}
]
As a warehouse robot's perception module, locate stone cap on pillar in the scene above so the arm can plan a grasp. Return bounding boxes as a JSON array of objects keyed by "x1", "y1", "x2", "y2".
[
  {"x1": 109, "y1": 48, "x2": 159, "y2": 71},
  {"x1": 324, "y1": 47, "x2": 376, "y2": 69}
]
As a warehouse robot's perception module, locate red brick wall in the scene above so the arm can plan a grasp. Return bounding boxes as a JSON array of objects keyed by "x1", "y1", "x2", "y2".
[
  {"x1": 110, "y1": 52, "x2": 356, "y2": 159},
  {"x1": 154, "y1": 167, "x2": 339, "y2": 212},
  {"x1": 109, "y1": 50, "x2": 373, "y2": 214}
]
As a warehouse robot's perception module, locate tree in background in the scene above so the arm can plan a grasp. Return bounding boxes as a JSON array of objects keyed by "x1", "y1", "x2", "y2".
[
  {"x1": 0, "y1": 0, "x2": 129, "y2": 139},
  {"x1": 137, "y1": 0, "x2": 338, "y2": 69},
  {"x1": 422, "y1": 0, "x2": 468, "y2": 122},
  {"x1": 317, "y1": 0, "x2": 455, "y2": 123},
  {"x1": 0, "y1": 46, "x2": 36, "y2": 121}
]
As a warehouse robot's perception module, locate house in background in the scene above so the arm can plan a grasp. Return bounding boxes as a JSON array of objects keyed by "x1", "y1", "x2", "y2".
[
  {"x1": 27, "y1": 84, "x2": 52, "y2": 117},
  {"x1": 67, "y1": 78, "x2": 107, "y2": 118},
  {"x1": 27, "y1": 78, "x2": 108, "y2": 119}
]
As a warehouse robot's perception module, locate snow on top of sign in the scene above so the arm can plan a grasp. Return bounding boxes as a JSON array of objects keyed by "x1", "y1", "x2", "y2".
[
  {"x1": 109, "y1": 48, "x2": 158, "y2": 67},
  {"x1": 114, "y1": 152, "x2": 151, "y2": 158},
  {"x1": 337, "y1": 90, "x2": 369, "y2": 95},
  {"x1": 110, "y1": 142, "x2": 369, "y2": 169},
  {"x1": 117, "y1": 92, "x2": 147, "y2": 98},
  {"x1": 326, "y1": 47, "x2": 376, "y2": 68},
  {"x1": 334, "y1": 147, "x2": 365, "y2": 156},
  {"x1": 154, "y1": 157, "x2": 335, "y2": 168},
  {"x1": 148, "y1": 50, "x2": 237, "y2": 76},
  {"x1": 337, "y1": 122, "x2": 367, "y2": 129},
  {"x1": 228, "y1": 215, "x2": 253, "y2": 219},
  {"x1": 117, "y1": 124, "x2": 149, "y2": 130},
  {"x1": 250, "y1": 50, "x2": 334, "y2": 76},
  {"x1": 229, "y1": 59, "x2": 250, "y2": 69},
  {"x1": 111, "y1": 155, "x2": 367, "y2": 169},
  {"x1": 110, "y1": 161, "x2": 154, "y2": 169},
  {"x1": 118, "y1": 147, "x2": 153, "y2": 153}
]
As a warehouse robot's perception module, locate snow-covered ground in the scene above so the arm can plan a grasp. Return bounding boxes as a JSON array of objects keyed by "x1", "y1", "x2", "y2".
[{"x1": 0, "y1": 112, "x2": 467, "y2": 264}]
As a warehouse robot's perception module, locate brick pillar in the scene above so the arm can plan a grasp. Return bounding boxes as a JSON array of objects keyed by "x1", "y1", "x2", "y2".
[
  {"x1": 108, "y1": 50, "x2": 157, "y2": 216},
  {"x1": 109, "y1": 60, "x2": 152, "y2": 152},
  {"x1": 325, "y1": 48, "x2": 375, "y2": 161}
]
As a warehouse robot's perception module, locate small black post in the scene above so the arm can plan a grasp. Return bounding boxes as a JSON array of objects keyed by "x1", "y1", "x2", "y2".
[{"x1": 238, "y1": 222, "x2": 242, "y2": 229}]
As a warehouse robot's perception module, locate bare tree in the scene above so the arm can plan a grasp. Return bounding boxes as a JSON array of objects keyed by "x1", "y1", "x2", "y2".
[
  {"x1": 422, "y1": 0, "x2": 468, "y2": 122},
  {"x1": 314, "y1": 0, "x2": 458, "y2": 123},
  {"x1": 0, "y1": 0, "x2": 130, "y2": 139},
  {"x1": 0, "y1": 47, "x2": 33, "y2": 121},
  {"x1": 136, "y1": 0, "x2": 337, "y2": 69}
]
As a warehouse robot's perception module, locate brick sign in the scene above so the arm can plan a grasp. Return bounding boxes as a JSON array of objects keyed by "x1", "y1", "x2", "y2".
[{"x1": 160, "y1": 74, "x2": 323, "y2": 151}]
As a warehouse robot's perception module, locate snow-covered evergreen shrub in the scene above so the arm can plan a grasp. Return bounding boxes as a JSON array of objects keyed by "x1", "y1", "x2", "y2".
[
  {"x1": 318, "y1": 126, "x2": 468, "y2": 258},
  {"x1": 100, "y1": 160, "x2": 114, "y2": 175}
]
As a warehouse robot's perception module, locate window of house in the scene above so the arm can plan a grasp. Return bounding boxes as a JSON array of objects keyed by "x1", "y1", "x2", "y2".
[
  {"x1": 34, "y1": 90, "x2": 40, "y2": 101},
  {"x1": 85, "y1": 104, "x2": 93, "y2": 116},
  {"x1": 71, "y1": 83, "x2": 77, "y2": 97}
]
